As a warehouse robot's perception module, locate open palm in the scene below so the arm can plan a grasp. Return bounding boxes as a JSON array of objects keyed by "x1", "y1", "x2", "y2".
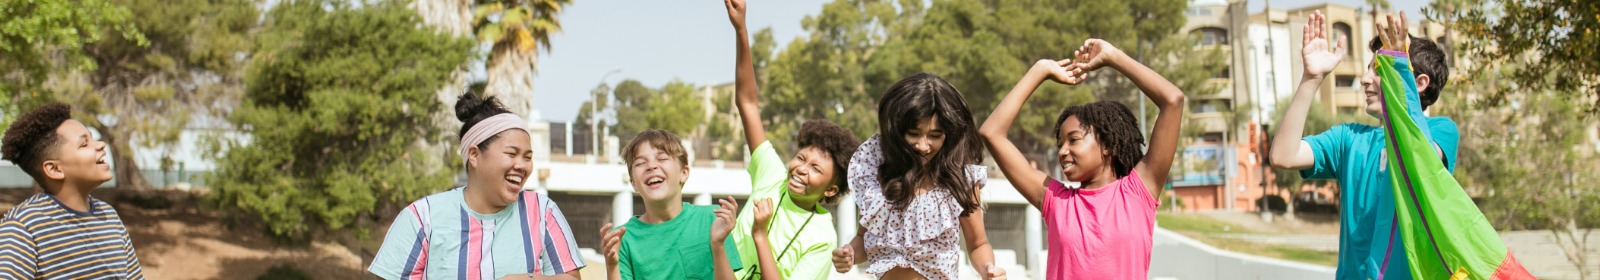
[{"x1": 1302, "y1": 11, "x2": 1344, "y2": 77}]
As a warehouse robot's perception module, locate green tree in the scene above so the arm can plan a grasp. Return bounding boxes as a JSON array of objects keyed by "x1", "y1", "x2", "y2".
[
  {"x1": 40, "y1": 0, "x2": 257, "y2": 189},
  {"x1": 473, "y1": 0, "x2": 572, "y2": 115},
  {"x1": 1455, "y1": 0, "x2": 1600, "y2": 112},
  {"x1": 0, "y1": 0, "x2": 144, "y2": 128},
  {"x1": 609, "y1": 79, "x2": 706, "y2": 139},
  {"x1": 1439, "y1": 60, "x2": 1600, "y2": 280},
  {"x1": 761, "y1": 0, "x2": 1221, "y2": 164},
  {"x1": 206, "y1": 0, "x2": 474, "y2": 240}
]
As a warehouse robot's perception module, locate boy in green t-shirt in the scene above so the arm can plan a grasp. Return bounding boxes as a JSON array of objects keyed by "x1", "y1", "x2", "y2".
[
  {"x1": 600, "y1": 130, "x2": 742, "y2": 280},
  {"x1": 723, "y1": 0, "x2": 861, "y2": 279}
]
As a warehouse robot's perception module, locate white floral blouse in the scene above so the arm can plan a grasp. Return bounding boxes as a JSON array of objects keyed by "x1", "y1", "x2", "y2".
[{"x1": 849, "y1": 134, "x2": 986, "y2": 280}]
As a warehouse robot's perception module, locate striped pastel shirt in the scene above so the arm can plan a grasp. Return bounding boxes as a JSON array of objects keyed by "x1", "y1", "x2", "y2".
[
  {"x1": 0, "y1": 193, "x2": 144, "y2": 279},
  {"x1": 369, "y1": 188, "x2": 585, "y2": 280}
]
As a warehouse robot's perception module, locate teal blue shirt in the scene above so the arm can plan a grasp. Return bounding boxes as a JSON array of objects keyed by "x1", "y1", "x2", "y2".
[{"x1": 1303, "y1": 117, "x2": 1459, "y2": 280}]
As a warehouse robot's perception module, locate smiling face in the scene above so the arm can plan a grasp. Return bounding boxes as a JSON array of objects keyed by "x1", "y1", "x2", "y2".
[
  {"x1": 901, "y1": 116, "x2": 947, "y2": 165},
  {"x1": 628, "y1": 142, "x2": 689, "y2": 203},
  {"x1": 785, "y1": 146, "x2": 839, "y2": 205},
  {"x1": 48, "y1": 120, "x2": 113, "y2": 188},
  {"x1": 466, "y1": 129, "x2": 533, "y2": 207},
  {"x1": 1056, "y1": 116, "x2": 1111, "y2": 183}
]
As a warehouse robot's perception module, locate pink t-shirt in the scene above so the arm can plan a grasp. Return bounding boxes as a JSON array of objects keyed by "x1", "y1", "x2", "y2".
[{"x1": 1042, "y1": 170, "x2": 1158, "y2": 280}]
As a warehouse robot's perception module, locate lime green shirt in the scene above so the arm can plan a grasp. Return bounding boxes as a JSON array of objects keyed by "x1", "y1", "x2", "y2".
[
  {"x1": 618, "y1": 203, "x2": 742, "y2": 280},
  {"x1": 731, "y1": 141, "x2": 836, "y2": 280}
]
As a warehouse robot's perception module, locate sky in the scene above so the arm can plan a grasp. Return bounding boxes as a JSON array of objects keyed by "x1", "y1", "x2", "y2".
[{"x1": 528, "y1": 0, "x2": 1429, "y2": 123}]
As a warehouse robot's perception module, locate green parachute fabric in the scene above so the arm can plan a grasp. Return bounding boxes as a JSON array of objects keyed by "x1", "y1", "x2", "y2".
[{"x1": 1374, "y1": 52, "x2": 1535, "y2": 280}]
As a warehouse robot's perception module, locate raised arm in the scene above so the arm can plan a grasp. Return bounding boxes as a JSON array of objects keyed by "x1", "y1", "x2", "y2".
[
  {"x1": 978, "y1": 59, "x2": 1083, "y2": 210},
  {"x1": 1270, "y1": 10, "x2": 1344, "y2": 170},
  {"x1": 1073, "y1": 39, "x2": 1185, "y2": 195},
  {"x1": 725, "y1": 0, "x2": 765, "y2": 150}
]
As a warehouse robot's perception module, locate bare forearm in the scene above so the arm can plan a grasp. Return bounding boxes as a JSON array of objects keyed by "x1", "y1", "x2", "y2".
[
  {"x1": 980, "y1": 64, "x2": 1050, "y2": 209},
  {"x1": 712, "y1": 243, "x2": 736, "y2": 280},
  {"x1": 965, "y1": 241, "x2": 996, "y2": 273},
  {"x1": 1269, "y1": 76, "x2": 1324, "y2": 167},
  {"x1": 753, "y1": 234, "x2": 783, "y2": 280},
  {"x1": 733, "y1": 27, "x2": 765, "y2": 149}
]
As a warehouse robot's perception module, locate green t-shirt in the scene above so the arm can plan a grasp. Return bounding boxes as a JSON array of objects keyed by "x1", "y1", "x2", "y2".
[
  {"x1": 618, "y1": 203, "x2": 742, "y2": 280},
  {"x1": 730, "y1": 141, "x2": 837, "y2": 280}
]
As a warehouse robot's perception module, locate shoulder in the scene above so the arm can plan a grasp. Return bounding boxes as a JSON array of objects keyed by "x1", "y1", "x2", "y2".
[{"x1": 2, "y1": 194, "x2": 58, "y2": 223}]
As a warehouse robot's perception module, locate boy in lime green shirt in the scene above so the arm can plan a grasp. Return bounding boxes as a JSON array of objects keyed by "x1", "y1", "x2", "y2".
[
  {"x1": 723, "y1": 0, "x2": 861, "y2": 279},
  {"x1": 600, "y1": 130, "x2": 742, "y2": 280}
]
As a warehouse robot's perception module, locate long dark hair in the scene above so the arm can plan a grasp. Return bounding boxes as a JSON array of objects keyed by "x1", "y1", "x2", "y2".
[{"x1": 876, "y1": 73, "x2": 984, "y2": 216}]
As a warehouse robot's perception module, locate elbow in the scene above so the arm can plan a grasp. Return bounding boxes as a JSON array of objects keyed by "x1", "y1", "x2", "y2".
[
  {"x1": 1160, "y1": 93, "x2": 1186, "y2": 108},
  {"x1": 977, "y1": 124, "x2": 1004, "y2": 140},
  {"x1": 1267, "y1": 152, "x2": 1292, "y2": 170}
]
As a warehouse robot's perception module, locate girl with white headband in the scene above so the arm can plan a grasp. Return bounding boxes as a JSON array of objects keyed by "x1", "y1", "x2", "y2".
[{"x1": 369, "y1": 94, "x2": 585, "y2": 280}]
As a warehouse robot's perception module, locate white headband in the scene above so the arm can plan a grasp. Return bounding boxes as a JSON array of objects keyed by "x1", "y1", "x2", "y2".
[{"x1": 460, "y1": 113, "x2": 528, "y2": 169}]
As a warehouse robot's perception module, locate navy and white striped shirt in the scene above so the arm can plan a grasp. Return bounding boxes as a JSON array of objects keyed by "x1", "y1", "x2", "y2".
[{"x1": 0, "y1": 193, "x2": 144, "y2": 279}]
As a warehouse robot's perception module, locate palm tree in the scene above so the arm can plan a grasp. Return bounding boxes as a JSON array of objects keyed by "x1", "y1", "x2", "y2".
[{"x1": 474, "y1": 0, "x2": 571, "y2": 115}]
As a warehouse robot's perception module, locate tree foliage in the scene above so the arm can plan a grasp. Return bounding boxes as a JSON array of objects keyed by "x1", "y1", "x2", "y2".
[
  {"x1": 0, "y1": 0, "x2": 144, "y2": 129},
  {"x1": 1455, "y1": 0, "x2": 1600, "y2": 112},
  {"x1": 609, "y1": 79, "x2": 706, "y2": 139},
  {"x1": 759, "y1": 0, "x2": 1222, "y2": 162},
  {"x1": 205, "y1": 0, "x2": 474, "y2": 240}
]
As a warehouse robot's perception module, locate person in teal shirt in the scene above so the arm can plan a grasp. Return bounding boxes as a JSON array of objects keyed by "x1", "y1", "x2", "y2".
[
  {"x1": 1268, "y1": 11, "x2": 1458, "y2": 280},
  {"x1": 722, "y1": 0, "x2": 861, "y2": 279},
  {"x1": 600, "y1": 130, "x2": 742, "y2": 280}
]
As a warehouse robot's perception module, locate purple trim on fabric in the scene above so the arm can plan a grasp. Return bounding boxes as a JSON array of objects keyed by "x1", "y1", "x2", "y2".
[{"x1": 1377, "y1": 50, "x2": 1409, "y2": 58}]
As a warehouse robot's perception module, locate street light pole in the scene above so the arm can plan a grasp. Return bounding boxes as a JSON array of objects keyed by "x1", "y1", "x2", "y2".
[{"x1": 594, "y1": 68, "x2": 621, "y2": 155}]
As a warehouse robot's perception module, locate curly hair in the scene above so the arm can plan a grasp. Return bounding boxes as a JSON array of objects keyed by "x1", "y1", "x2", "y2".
[
  {"x1": 455, "y1": 93, "x2": 515, "y2": 152},
  {"x1": 1369, "y1": 35, "x2": 1450, "y2": 110},
  {"x1": 1053, "y1": 101, "x2": 1145, "y2": 178},
  {"x1": 795, "y1": 119, "x2": 859, "y2": 205},
  {"x1": 2, "y1": 103, "x2": 73, "y2": 183},
  {"x1": 877, "y1": 72, "x2": 985, "y2": 216}
]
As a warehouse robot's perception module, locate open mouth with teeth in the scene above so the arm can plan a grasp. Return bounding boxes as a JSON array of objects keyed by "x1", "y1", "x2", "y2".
[
  {"x1": 643, "y1": 175, "x2": 666, "y2": 189},
  {"x1": 504, "y1": 174, "x2": 526, "y2": 187},
  {"x1": 788, "y1": 174, "x2": 806, "y2": 191}
]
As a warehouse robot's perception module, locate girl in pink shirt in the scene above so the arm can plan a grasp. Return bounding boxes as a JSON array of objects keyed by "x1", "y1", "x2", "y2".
[{"x1": 977, "y1": 39, "x2": 1186, "y2": 279}]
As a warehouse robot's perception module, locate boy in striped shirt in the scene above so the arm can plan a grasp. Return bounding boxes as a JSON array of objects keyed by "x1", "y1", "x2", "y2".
[{"x1": 0, "y1": 103, "x2": 144, "y2": 279}]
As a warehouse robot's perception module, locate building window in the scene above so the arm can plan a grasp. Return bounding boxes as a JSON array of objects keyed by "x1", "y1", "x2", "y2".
[
  {"x1": 1202, "y1": 132, "x2": 1224, "y2": 143},
  {"x1": 1190, "y1": 99, "x2": 1231, "y2": 114},
  {"x1": 1214, "y1": 67, "x2": 1231, "y2": 79},
  {"x1": 1193, "y1": 27, "x2": 1229, "y2": 47},
  {"x1": 1332, "y1": 22, "x2": 1353, "y2": 56},
  {"x1": 1186, "y1": 8, "x2": 1214, "y2": 16},
  {"x1": 1335, "y1": 75, "x2": 1358, "y2": 89}
]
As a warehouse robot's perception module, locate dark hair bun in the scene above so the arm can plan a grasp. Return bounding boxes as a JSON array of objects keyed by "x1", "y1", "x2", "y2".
[{"x1": 455, "y1": 93, "x2": 513, "y2": 138}]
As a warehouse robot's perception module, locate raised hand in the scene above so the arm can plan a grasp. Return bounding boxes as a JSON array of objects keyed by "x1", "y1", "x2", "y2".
[
  {"x1": 1372, "y1": 11, "x2": 1411, "y2": 52},
  {"x1": 711, "y1": 197, "x2": 739, "y2": 243},
  {"x1": 1072, "y1": 39, "x2": 1127, "y2": 72},
  {"x1": 1301, "y1": 10, "x2": 1345, "y2": 78},
  {"x1": 751, "y1": 198, "x2": 774, "y2": 234},
  {"x1": 724, "y1": 0, "x2": 747, "y2": 30},
  {"x1": 831, "y1": 247, "x2": 854, "y2": 272},
  {"x1": 1035, "y1": 59, "x2": 1086, "y2": 85},
  {"x1": 600, "y1": 223, "x2": 626, "y2": 266}
]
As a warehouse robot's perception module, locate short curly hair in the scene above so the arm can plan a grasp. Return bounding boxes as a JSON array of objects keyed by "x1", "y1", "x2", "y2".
[
  {"x1": 2, "y1": 103, "x2": 73, "y2": 183},
  {"x1": 794, "y1": 119, "x2": 859, "y2": 205},
  {"x1": 1053, "y1": 101, "x2": 1145, "y2": 178}
]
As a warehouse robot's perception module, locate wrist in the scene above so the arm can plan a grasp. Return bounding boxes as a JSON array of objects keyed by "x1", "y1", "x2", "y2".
[{"x1": 1302, "y1": 72, "x2": 1327, "y2": 80}]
